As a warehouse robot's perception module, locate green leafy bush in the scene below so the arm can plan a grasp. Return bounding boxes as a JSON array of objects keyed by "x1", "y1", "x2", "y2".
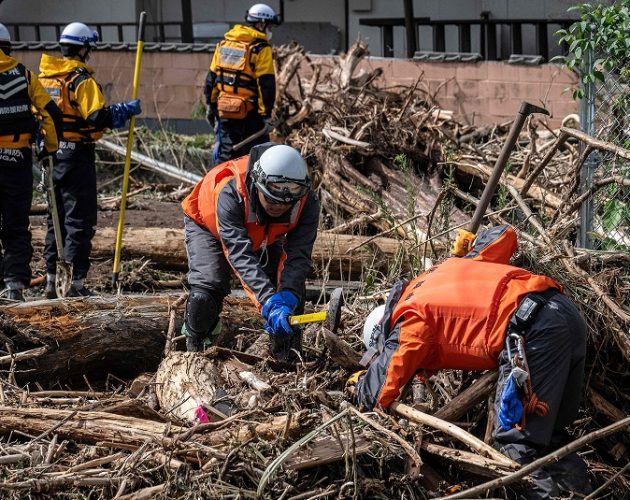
[{"x1": 555, "y1": 1, "x2": 630, "y2": 98}]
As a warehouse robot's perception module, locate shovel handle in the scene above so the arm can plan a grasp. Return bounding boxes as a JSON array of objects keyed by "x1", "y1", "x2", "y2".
[
  {"x1": 289, "y1": 310, "x2": 327, "y2": 326},
  {"x1": 468, "y1": 101, "x2": 549, "y2": 234}
]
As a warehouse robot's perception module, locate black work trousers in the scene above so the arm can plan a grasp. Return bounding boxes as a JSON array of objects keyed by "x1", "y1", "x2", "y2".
[
  {"x1": 0, "y1": 147, "x2": 33, "y2": 287},
  {"x1": 215, "y1": 110, "x2": 269, "y2": 164},
  {"x1": 493, "y1": 290, "x2": 591, "y2": 499},
  {"x1": 44, "y1": 145, "x2": 97, "y2": 280}
]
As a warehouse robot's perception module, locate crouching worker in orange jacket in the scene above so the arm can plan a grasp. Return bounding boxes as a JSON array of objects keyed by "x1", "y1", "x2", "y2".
[
  {"x1": 181, "y1": 143, "x2": 320, "y2": 360},
  {"x1": 353, "y1": 225, "x2": 592, "y2": 499}
]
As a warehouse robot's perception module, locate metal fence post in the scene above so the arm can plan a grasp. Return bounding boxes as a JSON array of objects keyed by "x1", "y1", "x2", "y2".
[{"x1": 578, "y1": 41, "x2": 596, "y2": 249}]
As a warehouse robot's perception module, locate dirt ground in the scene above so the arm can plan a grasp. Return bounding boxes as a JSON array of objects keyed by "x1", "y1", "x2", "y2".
[{"x1": 27, "y1": 200, "x2": 186, "y2": 299}]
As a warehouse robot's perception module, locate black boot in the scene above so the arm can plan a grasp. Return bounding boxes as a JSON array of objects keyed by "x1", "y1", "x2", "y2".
[
  {"x1": 2, "y1": 289, "x2": 24, "y2": 302},
  {"x1": 68, "y1": 285, "x2": 95, "y2": 297},
  {"x1": 45, "y1": 281, "x2": 58, "y2": 299}
]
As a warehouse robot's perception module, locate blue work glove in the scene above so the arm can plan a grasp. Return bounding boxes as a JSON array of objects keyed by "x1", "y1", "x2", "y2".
[
  {"x1": 109, "y1": 99, "x2": 142, "y2": 129},
  {"x1": 498, "y1": 372, "x2": 524, "y2": 431},
  {"x1": 262, "y1": 291, "x2": 298, "y2": 336}
]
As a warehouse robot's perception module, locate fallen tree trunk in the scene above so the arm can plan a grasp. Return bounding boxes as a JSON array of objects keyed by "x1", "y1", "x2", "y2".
[
  {"x1": 0, "y1": 406, "x2": 185, "y2": 447},
  {"x1": 31, "y1": 227, "x2": 407, "y2": 278},
  {"x1": 0, "y1": 294, "x2": 181, "y2": 384}
]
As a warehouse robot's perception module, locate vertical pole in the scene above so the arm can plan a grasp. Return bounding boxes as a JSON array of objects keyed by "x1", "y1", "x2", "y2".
[
  {"x1": 180, "y1": 0, "x2": 193, "y2": 43},
  {"x1": 403, "y1": 0, "x2": 417, "y2": 58},
  {"x1": 111, "y1": 12, "x2": 146, "y2": 289},
  {"x1": 579, "y1": 37, "x2": 596, "y2": 249}
]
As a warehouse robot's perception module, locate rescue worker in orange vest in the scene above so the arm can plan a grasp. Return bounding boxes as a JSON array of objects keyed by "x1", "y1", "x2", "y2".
[
  {"x1": 0, "y1": 24, "x2": 63, "y2": 302},
  {"x1": 352, "y1": 225, "x2": 592, "y2": 499},
  {"x1": 204, "y1": 3, "x2": 280, "y2": 164},
  {"x1": 38, "y1": 22, "x2": 141, "y2": 298},
  {"x1": 181, "y1": 143, "x2": 320, "y2": 359}
]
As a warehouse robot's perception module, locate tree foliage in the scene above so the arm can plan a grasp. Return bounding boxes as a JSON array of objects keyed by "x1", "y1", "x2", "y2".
[{"x1": 555, "y1": 1, "x2": 630, "y2": 98}]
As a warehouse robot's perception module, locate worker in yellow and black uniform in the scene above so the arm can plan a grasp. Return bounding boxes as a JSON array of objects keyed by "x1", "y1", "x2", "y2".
[
  {"x1": 0, "y1": 24, "x2": 63, "y2": 302},
  {"x1": 205, "y1": 3, "x2": 280, "y2": 164},
  {"x1": 38, "y1": 22, "x2": 141, "y2": 298}
]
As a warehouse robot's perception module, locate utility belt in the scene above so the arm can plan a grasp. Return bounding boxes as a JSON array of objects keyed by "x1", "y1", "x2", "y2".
[{"x1": 507, "y1": 288, "x2": 559, "y2": 339}]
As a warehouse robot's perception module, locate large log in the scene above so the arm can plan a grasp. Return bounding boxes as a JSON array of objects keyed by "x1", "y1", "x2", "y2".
[
  {"x1": 0, "y1": 295, "x2": 256, "y2": 386},
  {"x1": 0, "y1": 406, "x2": 185, "y2": 448},
  {"x1": 30, "y1": 227, "x2": 404, "y2": 278},
  {"x1": 0, "y1": 294, "x2": 179, "y2": 384}
]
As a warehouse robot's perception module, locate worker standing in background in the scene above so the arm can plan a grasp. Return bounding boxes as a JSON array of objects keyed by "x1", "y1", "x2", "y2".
[
  {"x1": 204, "y1": 3, "x2": 280, "y2": 164},
  {"x1": 0, "y1": 24, "x2": 63, "y2": 302},
  {"x1": 352, "y1": 225, "x2": 592, "y2": 499},
  {"x1": 181, "y1": 143, "x2": 320, "y2": 361},
  {"x1": 38, "y1": 22, "x2": 142, "y2": 298}
]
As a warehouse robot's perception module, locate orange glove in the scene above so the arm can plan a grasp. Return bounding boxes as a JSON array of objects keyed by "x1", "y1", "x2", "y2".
[
  {"x1": 347, "y1": 370, "x2": 366, "y2": 386},
  {"x1": 451, "y1": 229, "x2": 476, "y2": 257}
]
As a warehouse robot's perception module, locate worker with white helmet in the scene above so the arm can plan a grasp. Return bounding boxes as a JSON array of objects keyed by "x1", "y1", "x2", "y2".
[
  {"x1": 38, "y1": 22, "x2": 142, "y2": 298},
  {"x1": 0, "y1": 23, "x2": 63, "y2": 302},
  {"x1": 181, "y1": 143, "x2": 320, "y2": 360},
  {"x1": 204, "y1": 3, "x2": 281, "y2": 163},
  {"x1": 350, "y1": 225, "x2": 592, "y2": 499}
]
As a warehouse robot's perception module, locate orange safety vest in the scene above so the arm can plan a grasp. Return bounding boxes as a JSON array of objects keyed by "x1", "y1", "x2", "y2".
[
  {"x1": 390, "y1": 258, "x2": 562, "y2": 372},
  {"x1": 39, "y1": 68, "x2": 103, "y2": 143},
  {"x1": 182, "y1": 155, "x2": 307, "y2": 251},
  {"x1": 213, "y1": 37, "x2": 268, "y2": 119}
]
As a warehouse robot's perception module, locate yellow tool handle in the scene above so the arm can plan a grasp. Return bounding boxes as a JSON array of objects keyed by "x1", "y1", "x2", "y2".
[
  {"x1": 112, "y1": 11, "x2": 146, "y2": 287},
  {"x1": 289, "y1": 311, "x2": 327, "y2": 326}
]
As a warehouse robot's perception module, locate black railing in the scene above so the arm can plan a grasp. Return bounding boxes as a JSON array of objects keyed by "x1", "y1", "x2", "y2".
[
  {"x1": 359, "y1": 15, "x2": 574, "y2": 60},
  {"x1": 6, "y1": 22, "x2": 189, "y2": 43}
]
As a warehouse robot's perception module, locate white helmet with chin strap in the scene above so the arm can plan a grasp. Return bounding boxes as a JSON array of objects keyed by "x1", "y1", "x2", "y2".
[
  {"x1": 252, "y1": 145, "x2": 310, "y2": 204},
  {"x1": 362, "y1": 304, "x2": 386, "y2": 351},
  {"x1": 59, "y1": 22, "x2": 99, "y2": 47},
  {"x1": 0, "y1": 24, "x2": 11, "y2": 44},
  {"x1": 245, "y1": 3, "x2": 281, "y2": 25}
]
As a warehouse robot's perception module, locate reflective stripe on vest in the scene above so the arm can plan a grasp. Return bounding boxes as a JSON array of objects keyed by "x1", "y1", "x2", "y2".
[
  {"x1": 39, "y1": 68, "x2": 103, "y2": 143},
  {"x1": 0, "y1": 63, "x2": 36, "y2": 145},
  {"x1": 214, "y1": 39, "x2": 266, "y2": 100},
  {"x1": 182, "y1": 155, "x2": 307, "y2": 251}
]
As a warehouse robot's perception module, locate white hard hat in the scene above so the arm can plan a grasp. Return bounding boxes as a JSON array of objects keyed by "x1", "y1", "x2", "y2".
[
  {"x1": 252, "y1": 145, "x2": 310, "y2": 204},
  {"x1": 245, "y1": 3, "x2": 281, "y2": 25},
  {"x1": 0, "y1": 24, "x2": 11, "y2": 44},
  {"x1": 362, "y1": 304, "x2": 386, "y2": 350},
  {"x1": 60, "y1": 22, "x2": 99, "y2": 47}
]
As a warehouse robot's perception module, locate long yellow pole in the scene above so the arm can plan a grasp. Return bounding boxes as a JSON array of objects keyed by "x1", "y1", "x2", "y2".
[{"x1": 112, "y1": 11, "x2": 146, "y2": 289}]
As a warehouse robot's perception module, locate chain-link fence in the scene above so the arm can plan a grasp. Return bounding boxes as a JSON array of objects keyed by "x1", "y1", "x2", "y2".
[{"x1": 579, "y1": 50, "x2": 630, "y2": 250}]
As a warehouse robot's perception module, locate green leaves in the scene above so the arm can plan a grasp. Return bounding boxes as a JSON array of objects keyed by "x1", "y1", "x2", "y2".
[{"x1": 558, "y1": 1, "x2": 630, "y2": 99}]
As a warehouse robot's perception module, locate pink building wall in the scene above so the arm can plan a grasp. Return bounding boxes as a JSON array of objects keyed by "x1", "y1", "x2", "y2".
[{"x1": 15, "y1": 49, "x2": 578, "y2": 127}]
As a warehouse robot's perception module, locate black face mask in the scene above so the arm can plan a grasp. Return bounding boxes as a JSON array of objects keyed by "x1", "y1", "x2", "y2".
[{"x1": 0, "y1": 46, "x2": 11, "y2": 56}]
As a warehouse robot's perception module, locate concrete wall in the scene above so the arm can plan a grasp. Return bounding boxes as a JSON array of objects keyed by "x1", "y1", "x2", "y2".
[{"x1": 14, "y1": 49, "x2": 577, "y2": 128}]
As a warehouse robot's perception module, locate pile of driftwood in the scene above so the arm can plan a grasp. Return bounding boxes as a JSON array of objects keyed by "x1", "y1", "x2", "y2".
[
  {"x1": 1, "y1": 40, "x2": 628, "y2": 497},
  {"x1": 273, "y1": 40, "x2": 630, "y2": 420}
]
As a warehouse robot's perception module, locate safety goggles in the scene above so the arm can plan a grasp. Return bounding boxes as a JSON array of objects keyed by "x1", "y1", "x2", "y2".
[{"x1": 258, "y1": 180, "x2": 308, "y2": 205}]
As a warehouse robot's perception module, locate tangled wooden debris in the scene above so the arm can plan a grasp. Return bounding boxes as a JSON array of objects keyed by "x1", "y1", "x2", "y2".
[{"x1": 0, "y1": 41, "x2": 628, "y2": 498}]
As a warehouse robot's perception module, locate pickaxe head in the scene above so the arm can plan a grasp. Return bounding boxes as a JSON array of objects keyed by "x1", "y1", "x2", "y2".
[{"x1": 325, "y1": 287, "x2": 344, "y2": 333}]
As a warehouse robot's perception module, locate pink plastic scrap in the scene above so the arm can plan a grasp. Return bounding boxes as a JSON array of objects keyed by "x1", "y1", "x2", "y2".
[{"x1": 194, "y1": 405, "x2": 210, "y2": 424}]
